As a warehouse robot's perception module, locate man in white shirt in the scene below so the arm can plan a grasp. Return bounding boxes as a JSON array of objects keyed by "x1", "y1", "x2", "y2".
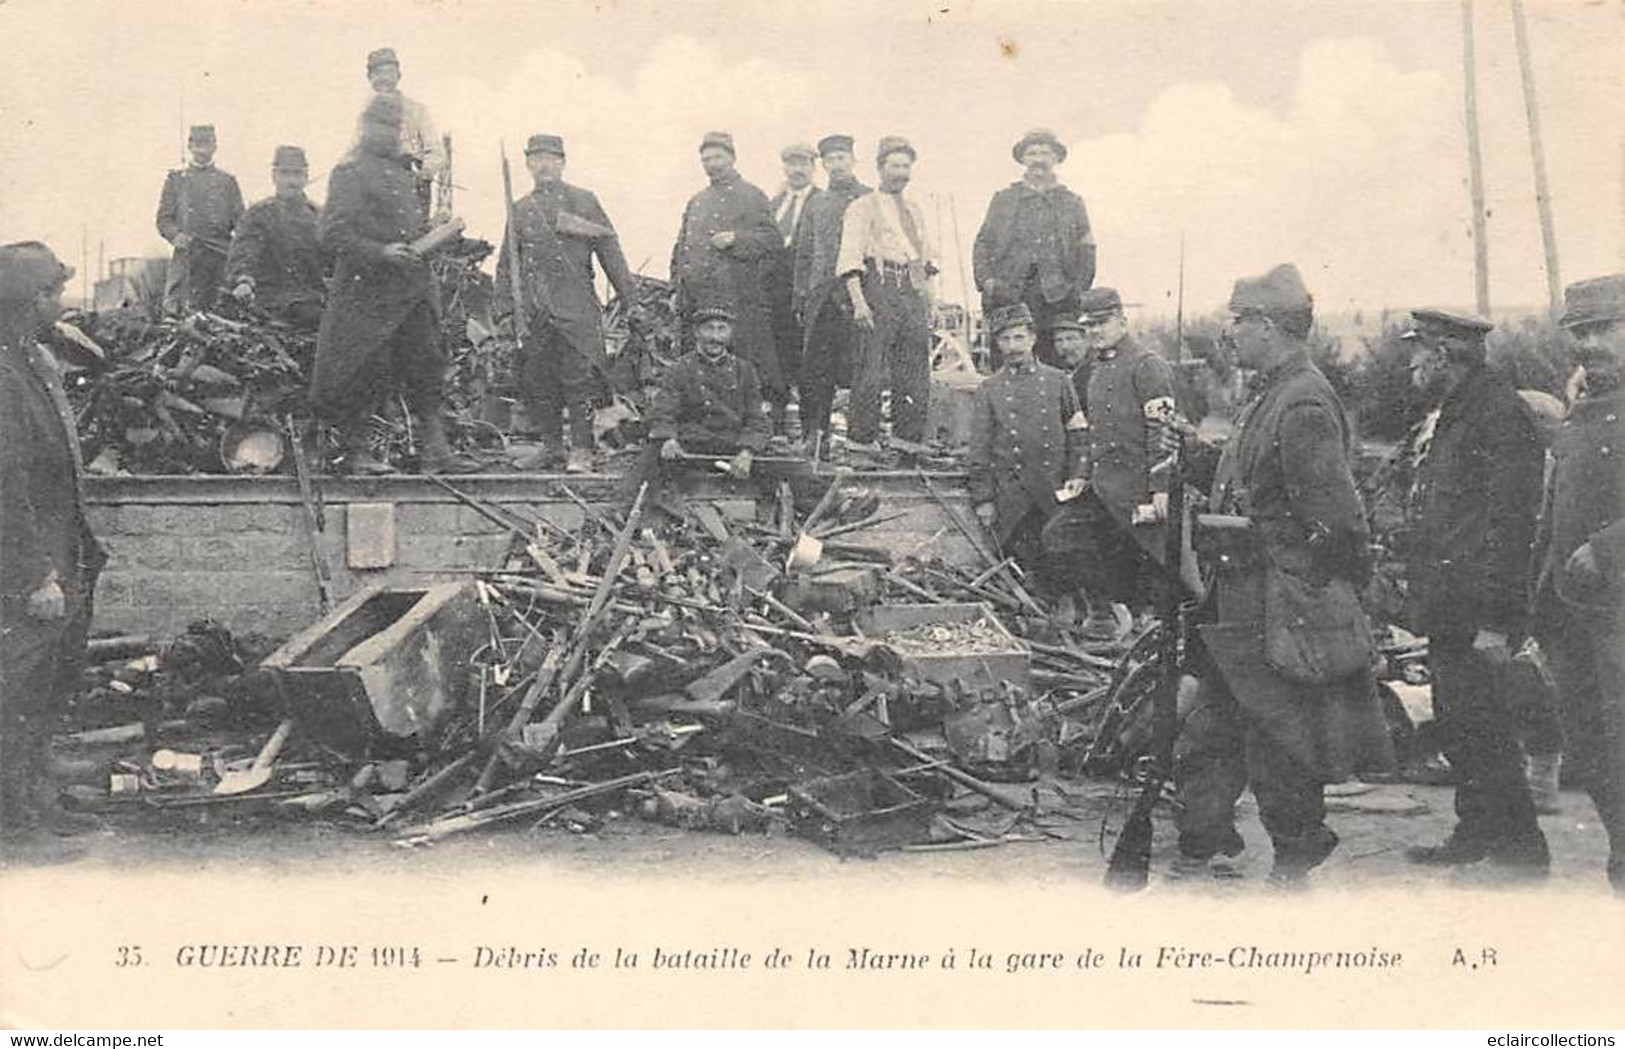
[
  {"x1": 836, "y1": 135, "x2": 937, "y2": 450},
  {"x1": 364, "y1": 48, "x2": 446, "y2": 204}
]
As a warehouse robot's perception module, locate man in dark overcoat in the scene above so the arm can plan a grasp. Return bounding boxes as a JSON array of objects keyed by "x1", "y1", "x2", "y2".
[
  {"x1": 495, "y1": 133, "x2": 639, "y2": 474},
  {"x1": 671, "y1": 133, "x2": 783, "y2": 402},
  {"x1": 794, "y1": 135, "x2": 871, "y2": 454},
  {"x1": 966, "y1": 303, "x2": 1089, "y2": 592},
  {"x1": 1, "y1": 242, "x2": 106, "y2": 841},
  {"x1": 764, "y1": 142, "x2": 822, "y2": 431},
  {"x1": 310, "y1": 94, "x2": 474, "y2": 475},
  {"x1": 1172, "y1": 263, "x2": 1391, "y2": 885},
  {"x1": 1532, "y1": 274, "x2": 1625, "y2": 892},
  {"x1": 156, "y1": 124, "x2": 245, "y2": 314},
  {"x1": 225, "y1": 145, "x2": 326, "y2": 329},
  {"x1": 972, "y1": 128, "x2": 1096, "y2": 369},
  {"x1": 1399, "y1": 308, "x2": 1550, "y2": 875}
]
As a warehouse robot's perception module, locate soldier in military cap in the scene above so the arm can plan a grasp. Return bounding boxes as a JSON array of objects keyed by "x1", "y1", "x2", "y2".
[
  {"x1": 1170, "y1": 263, "x2": 1391, "y2": 885},
  {"x1": 972, "y1": 128, "x2": 1096, "y2": 369},
  {"x1": 795, "y1": 134, "x2": 873, "y2": 454},
  {"x1": 1533, "y1": 274, "x2": 1625, "y2": 891},
  {"x1": 496, "y1": 133, "x2": 640, "y2": 474},
  {"x1": 363, "y1": 47, "x2": 445, "y2": 204},
  {"x1": 1038, "y1": 287, "x2": 1176, "y2": 637},
  {"x1": 156, "y1": 124, "x2": 245, "y2": 313},
  {"x1": 764, "y1": 142, "x2": 823, "y2": 431},
  {"x1": 225, "y1": 145, "x2": 326, "y2": 329},
  {"x1": 836, "y1": 135, "x2": 938, "y2": 453},
  {"x1": 1, "y1": 242, "x2": 106, "y2": 841},
  {"x1": 967, "y1": 302, "x2": 1089, "y2": 594},
  {"x1": 1399, "y1": 308, "x2": 1550, "y2": 875},
  {"x1": 671, "y1": 132, "x2": 782, "y2": 405}
]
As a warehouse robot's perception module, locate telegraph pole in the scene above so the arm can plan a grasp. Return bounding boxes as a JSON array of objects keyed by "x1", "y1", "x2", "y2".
[
  {"x1": 1510, "y1": 0, "x2": 1563, "y2": 314},
  {"x1": 1461, "y1": 0, "x2": 1492, "y2": 314}
]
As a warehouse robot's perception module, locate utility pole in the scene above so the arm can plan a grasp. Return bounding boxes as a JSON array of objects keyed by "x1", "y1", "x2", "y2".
[
  {"x1": 1461, "y1": 0, "x2": 1492, "y2": 315},
  {"x1": 1510, "y1": 0, "x2": 1563, "y2": 314}
]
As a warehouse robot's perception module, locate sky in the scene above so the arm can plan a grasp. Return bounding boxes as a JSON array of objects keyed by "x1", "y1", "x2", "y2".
[{"x1": 1, "y1": 0, "x2": 1619, "y2": 318}]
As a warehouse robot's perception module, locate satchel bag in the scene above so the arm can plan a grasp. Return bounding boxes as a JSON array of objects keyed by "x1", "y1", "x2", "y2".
[{"x1": 1263, "y1": 557, "x2": 1376, "y2": 685}]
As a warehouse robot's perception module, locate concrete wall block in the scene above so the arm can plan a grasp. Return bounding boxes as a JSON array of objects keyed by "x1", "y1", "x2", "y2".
[
  {"x1": 210, "y1": 503, "x2": 301, "y2": 535},
  {"x1": 96, "y1": 534, "x2": 184, "y2": 571},
  {"x1": 177, "y1": 533, "x2": 314, "y2": 571},
  {"x1": 396, "y1": 533, "x2": 511, "y2": 572},
  {"x1": 396, "y1": 504, "x2": 462, "y2": 535}
]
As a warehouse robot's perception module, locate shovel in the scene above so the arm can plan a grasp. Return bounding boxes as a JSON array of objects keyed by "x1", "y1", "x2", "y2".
[{"x1": 213, "y1": 718, "x2": 294, "y2": 795}]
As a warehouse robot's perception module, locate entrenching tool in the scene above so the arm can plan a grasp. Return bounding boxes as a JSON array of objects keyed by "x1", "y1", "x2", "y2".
[{"x1": 213, "y1": 718, "x2": 294, "y2": 795}]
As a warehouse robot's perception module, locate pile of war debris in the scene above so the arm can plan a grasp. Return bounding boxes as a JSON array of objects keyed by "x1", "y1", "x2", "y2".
[{"x1": 58, "y1": 474, "x2": 1155, "y2": 857}]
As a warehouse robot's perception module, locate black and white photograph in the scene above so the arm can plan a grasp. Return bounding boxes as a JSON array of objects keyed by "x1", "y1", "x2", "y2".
[{"x1": 1, "y1": 0, "x2": 1622, "y2": 1033}]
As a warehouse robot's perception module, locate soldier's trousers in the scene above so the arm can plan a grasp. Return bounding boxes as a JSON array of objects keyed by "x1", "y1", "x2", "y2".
[
  {"x1": 766, "y1": 255, "x2": 802, "y2": 405},
  {"x1": 311, "y1": 301, "x2": 446, "y2": 425},
  {"x1": 997, "y1": 507, "x2": 1070, "y2": 599},
  {"x1": 518, "y1": 313, "x2": 601, "y2": 448},
  {"x1": 1040, "y1": 490, "x2": 1162, "y2": 608},
  {"x1": 1, "y1": 606, "x2": 90, "y2": 836},
  {"x1": 163, "y1": 244, "x2": 228, "y2": 314},
  {"x1": 1539, "y1": 609, "x2": 1625, "y2": 886},
  {"x1": 849, "y1": 276, "x2": 929, "y2": 445},
  {"x1": 617, "y1": 441, "x2": 825, "y2": 515},
  {"x1": 1429, "y1": 634, "x2": 1545, "y2": 850},
  {"x1": 800, "y1": 296, "x2": 858, "y2": 445},
  {"x1": 1174, "y1": 670, "x2": 1334, "y2": 868}
]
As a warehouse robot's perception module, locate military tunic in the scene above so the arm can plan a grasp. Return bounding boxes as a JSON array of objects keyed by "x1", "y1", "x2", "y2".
[
  {"x1": 972, "y1": 181, "x2": 1095, "y2": 366},
  {"x1": 155, "y1": 165, "x2": 245, "y2": 312},
  {"x1": 966, "y1": 360, "x2": 1087, "y2": 543},
  {"x1": 310, "y1": 150, "x2": 442, "y2": 419},
  {"x1": 645, "y1": 352, "x2": 771, "y2": 454},
  {"x1": 495, "y1": 180, "x2": 637, "y2": 443},
  {"x1": 225, "y1": 193, "x2": 325, "y2": 323},
  {"x1": 670, "y1": 172, "x2": 783, "y2": 397}
]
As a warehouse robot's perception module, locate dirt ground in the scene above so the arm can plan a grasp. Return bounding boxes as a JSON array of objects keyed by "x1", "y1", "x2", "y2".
[{"x1": 2, "y1": 775, "x2": 1615, "y2": 895}]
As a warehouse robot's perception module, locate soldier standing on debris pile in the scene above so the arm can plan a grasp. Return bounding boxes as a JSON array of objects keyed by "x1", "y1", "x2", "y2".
[
  {"x1": 1532, "y1": 274, "x2": 1625, "y2": 892},
  {"x1": 620, "y1": 304, "x2": 769, "y2": 498},
  {"x1": 362, "y1": 48, "x2": 445, "y2": 210},
  {"x1": 966, "y1": 302, "x2": 1088, "y2": 605},
  {"x1": 794, "y1": 134, "x2": 872, "y2": 455},
  {"x1": 156, "y1": 124, "x2": 245, "y2": 314},
  {"x1": 1169, "y1": 263, "x2": 1391, "y2": 886},
  {"x1": 1, "y1": 242, "x2": 107, "y2": 842},
  {"x1": 496, "y1": 133, "x2": 640, "y2": 474},
  {"x1": 1039, "y1": 289, "x2": 1176, "y2": 638},
  {"x1": 310, "y1": 94, "x2": 476, "y2": 476},
  {"x1": 671, "y1": 133, "x2": 782, "y2": 405},
  {"x1": 764, "y1": 142, "x2": 822, "y2": 435},
  {"x1": 836, "y1": 135, "x2": 937, "y2": 458},
  {"x1": 1399, "y1": 308, "x2": 1551, "y2": 878},
  {"x1": 225, "y1": 145, "x2": 326, "y2": 330},
  {"x1": 972, "y1": 129, "x2": 1096, "y2": 369}
]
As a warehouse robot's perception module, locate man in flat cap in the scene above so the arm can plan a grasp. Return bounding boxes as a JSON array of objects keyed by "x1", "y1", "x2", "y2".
[
  {"x1": 1039, "y1": 287, "x2": 1177, "y2": 637},
  {"x1": 671, "y1": 133, "x2": 782, "y2": 407},
  {"x1": 225, "y1": 145, "x2": 326, "y2": 329},
  {"x1": 496, "y1": 133, "x2": 639, "y2": 474},
  {"x1": 967, "y1": 302, "x2": 1088, "y2": 594},
  {"x1": 364, "y1": 47, "x2": 445, "y2": 207},
  {"x1": 973, "y1": 129, "x2": 1095, "y2": 369},
  {"x1": 794, "y1": 134, "x2": 873, "y2": 455},
  {"x1": 620, "y1": 304, "x2": 770, "y2": 504},
  {"x1": 312, "y1": 94, "x2": 475, "y2": 475},
  {"x1": 1531, "y1": 274, "x2": 1625, "y2": 891},
  {"x1": 156, "y1": 124, "x2": 245, "y2": 314},
  {"x1": 836, "y1": 135, "x2": 938, "y2": 453},
  {"x1": 1171, "y1": 263, "x2": 1390, "y2": 885},
  {"x1": 1, "y1": 242, "x2": 106, "y2": 842},
  {"x1": 762, "y1": 143, "x2": 823, "y2": 433},
  {"x1": 1398, "y1": 309, "x2": 1550, "y2": 876}
]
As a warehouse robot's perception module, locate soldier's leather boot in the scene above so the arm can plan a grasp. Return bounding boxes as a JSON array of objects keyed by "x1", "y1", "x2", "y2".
[
  {"x1": 27, "y1": 728, "x2": 97, "y2": 837},
  {"x1": 419, "y1": 412, "x2": 481, "y2": 474},
  {"x1": 565, "y1": 448, "x2": 594, "y2": 474},
  {"x1": 513, "y1": 440, "x2": 565, "y2": 472},
  {"x1": 1268, "y1": 825, "x2": 1339, "y2": 888},
  {"x1": 1406, "y1": 832, "x2": 1490, "y2": 866},
  {"x1": 1485, "y1": 829, "x2": 1551, "y2": 880},
  {"x1": 340, "y1": 425, "x2": 395, "y2": 476}
]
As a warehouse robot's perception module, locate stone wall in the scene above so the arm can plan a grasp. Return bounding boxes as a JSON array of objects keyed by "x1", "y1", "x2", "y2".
[{"x1": 83, "y1": 471, "x2": 978, "y2": 640}]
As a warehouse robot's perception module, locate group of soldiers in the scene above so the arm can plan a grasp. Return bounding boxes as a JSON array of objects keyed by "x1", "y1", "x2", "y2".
[{"x1": 2, "y1": 44, "x2": 1622, "y2": 893}]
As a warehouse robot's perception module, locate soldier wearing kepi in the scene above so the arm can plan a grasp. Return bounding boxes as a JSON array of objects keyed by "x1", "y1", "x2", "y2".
[
  {"x1": 1400, "y1": 308, "x2": 1550, "y2": 876},
  {"x1": 794, "y1": 134, "x2": 873, "y2": 454},
  {"x1": 225, "y1": 145, "x2": 326, "y2": 329},
  {"x1": 973, "y1": 128, "x2": 1096, "y2": 368},
  {"x1": 362, "y1": 47, "x2": 446, "y2": 208},
  {"x1": 156, "y1": 124, "x2": 245, "y2": 314},
  {"x1": 496, "y1": 133, "x2": 639, "y2": 474},
  {"x1": 1533, "y1": 274, "x2": 1625, "y2": 892},
  {"x1": 966, "y1": 302, "x2": 1089, "y2": 594},
  {"x1": 837, "y1": 135, "x2": 938, "y2": 453},
  {"x1": 0, "y1": 242, "x2": 106, "y2": 841},
  {"x1": 311, "y1": 94, "x2": 475, "y2": 476},
  {"x1": 764, "y1": 142, "x2": 823, "y2": 432},
  {"x1": 1039, "y1": 288, "x2": 1176, "y2": 637},
  {"x1": 671, "y1": 133, "x2": 783, "y2": 404},
  {"x1": 1172, "y1": 263, "x2": 1391, "y2": 886}
]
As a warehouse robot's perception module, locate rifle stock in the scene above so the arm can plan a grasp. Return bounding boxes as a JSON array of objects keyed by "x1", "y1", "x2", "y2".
[{"x1": 500, "y1": 144, "x2": 529, "y2": 344}]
